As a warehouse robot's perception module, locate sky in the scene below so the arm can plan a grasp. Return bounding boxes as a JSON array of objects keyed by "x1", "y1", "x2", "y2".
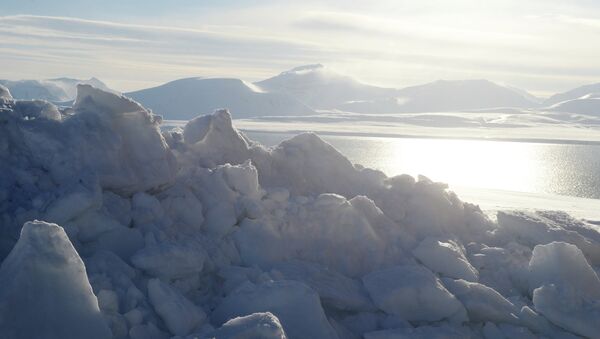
[{"x1": 2, "y1": 0, "x2": 600, "y2": 96}]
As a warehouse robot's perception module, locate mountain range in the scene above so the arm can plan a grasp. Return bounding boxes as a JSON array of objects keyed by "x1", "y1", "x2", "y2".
[
  {"x1": 3, "y1": 65, "x2": 600, "y2": 118},
  {"x1": 0, "y1": 78, "x2": 112, "y2": 102}
]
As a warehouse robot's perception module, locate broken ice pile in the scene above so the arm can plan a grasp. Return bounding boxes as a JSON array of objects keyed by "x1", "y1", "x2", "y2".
[{"x1": 1, "y1": 83, "x2": 600, "y2": 338}]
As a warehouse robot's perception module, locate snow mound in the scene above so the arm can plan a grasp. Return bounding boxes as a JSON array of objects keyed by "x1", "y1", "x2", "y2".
[{"x1": 0, "y1": 221, "x2": 111, "y2": 339}]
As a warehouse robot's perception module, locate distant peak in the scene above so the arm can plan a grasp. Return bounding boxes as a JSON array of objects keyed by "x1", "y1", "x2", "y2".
[{"x1": 284, "y1": 64, "x2": 325, "y2": 74}]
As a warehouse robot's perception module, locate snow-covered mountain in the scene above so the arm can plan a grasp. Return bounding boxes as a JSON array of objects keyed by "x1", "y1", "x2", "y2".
[
  {"x1": 254, "y1": 64, "x2": 397, "y2": 109},
  {"x1": 544, "y1": 83, "x2": 600, "y2": 106},
  {"x1": 127, "y1": 66, "x2": 540, "y2": 118},
  {"x1": 340, "y1": 79, "x2": 540, "y2": 113},
  {"x1": 543, "y1": 83, "x2": 600, "y2": 115},
  {"x1": 125, "y1": 77, "x2": 315, "y2": 120},
  {"x1": 547, "y1": 93, "x2": 600, "y2": 116},
  {"x1": 0, "y1": 77, "x2": 112, "y2": 102}
]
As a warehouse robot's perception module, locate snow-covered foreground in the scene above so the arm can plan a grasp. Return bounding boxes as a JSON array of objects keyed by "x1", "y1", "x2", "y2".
[{"x1": 2, "y1": 84, "x2": 600, "y2": 339}]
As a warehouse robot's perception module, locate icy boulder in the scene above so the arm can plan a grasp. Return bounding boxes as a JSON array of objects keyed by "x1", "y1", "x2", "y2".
[
  {"x1": 529, "y1": 242, "x2": 600, "y2": 337},
  {"x1": 14, "y1": 100, "x2": 62, "y2": 121},
  {"x1": 413, "y1": 237, "x2": 478, "y2": 282},
  {"x1": 131, "y1": 241, "x2": 207, "y2": 279},
  {"x1": 362, "y1": 265, "x2": 468, "y2": 322},
  {"x1": 441, "y1": 279, "x2": 519, "y2": 324},
  {"x1": 528, "y1": 241, "x2": 600, "y2": 297},
  {"x1": 532, "y1": 284, "x2": 600, "y2": 338},
  {"x1": 270, "y1": 260, "x2": 375, "y2": 311},
  {"x1": 497, "y1": 211, "x2": 600, "y2": 264},
  {"x1": 212, "y1": 280, "x2": 338, "y2": 339},
  {"x1": 0, "y1": 221, "x2": 111, "y2": 339},
  {"x1": 363, "y1": 324, "x2": 472, "y2": 339},
  {"x1": 208, "y1": 312, "x2": 287, "y2": 339},
  {"x1": 183, "y1": 109, "x2": 251, "y2": 168},
  {"x1": 0, "y1": 84, "x2": 11, "y2": 101},
  {"x1": 257, "y1": 132, "x2": 364, "y2": 197},
  {"x1": 235, "y1": 193, "x2": 401, "y2": 277},
  {"x1": 72, "y1": 84, "x2": 177, "y2": 194},
  {"x1": 147, "y1": 278, "x2": 206, "y2": 336}
]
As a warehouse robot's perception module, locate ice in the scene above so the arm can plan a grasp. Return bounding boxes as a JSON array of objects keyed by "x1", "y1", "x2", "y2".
[
  {"x1": 0, "y1": 221, "x2": 112, "y2": 339},
  {"x1": 234, "y1": 193, "x2": 403, "y2": 277},
  {"x1": 269, "y1": 260, "x2": 375, "y2": 311},
  {"x1": 73, "y1": 84, "x2": 178, "y2": 194},
  {"x1": 413, "y1": 237, "x2": 479, "y2": 282},
  {"x1": 147, "y1": 278, "x2": 206, "y2": 336},
  {"x1": 497, "y1": 211, "x2": 600, "y2": 264},
  {"x1": 131, "y1": 242, "x2": 207, "y2": 279},
  {"x1": 207, "y1": 312, "x2": 287, "y2": 339},
  {"x1": 482, "y1": 322, "x2": 537, "y2": 339},
  {"x1": 532, "y1": 284, "x2": 600, "y2": 338},
  {"x1": 529, "y1": 241, "x2": 600, "y2": 297},
  {"x1": 362, "y1": 265, "x2": 468, "y2": 322},
  {"x1": 2, "y1": 85, "x2": 599, "y2": 338},
  {"x1": 528, "y1": 242, "x2": 600, "y2": 337},
  {"x1": 182, "y1": 109, "x2": 252, "y2": 168},
  {"x1": 441, "y1": 278, "x2": 519, "y2": 324},
  {"x1": 212, "y1": 280, "x2": 338, "y2": 339},
  {"x1": 0, "y1": 84, "x2": 12, "y2": 103},
  {"x1": 363, "y1": 324, "x2": 472, "y2": 339}
]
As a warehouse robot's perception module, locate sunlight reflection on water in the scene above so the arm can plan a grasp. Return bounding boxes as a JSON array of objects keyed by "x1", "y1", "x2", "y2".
[{"x1": 245, "y1": 131, "x2": 600, "y2": 199}]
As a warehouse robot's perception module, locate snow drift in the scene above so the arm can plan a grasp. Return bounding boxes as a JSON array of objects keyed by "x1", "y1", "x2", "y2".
[{"x1": 1, "y1": 85, "x2": 599, "y2": 338}]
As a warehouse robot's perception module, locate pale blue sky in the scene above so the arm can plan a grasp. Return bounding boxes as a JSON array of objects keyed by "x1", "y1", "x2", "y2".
[{"x1": 2, "y1": 0, "x2": 600, "y2": 96}]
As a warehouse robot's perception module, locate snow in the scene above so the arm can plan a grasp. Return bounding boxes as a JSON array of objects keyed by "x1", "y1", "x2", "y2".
[{"x1": 1, "y1": 85, "x2": 600, "y2": 339}]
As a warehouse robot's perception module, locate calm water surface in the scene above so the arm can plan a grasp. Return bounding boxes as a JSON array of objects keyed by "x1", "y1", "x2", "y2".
[{"x1": 245, "y1": 131, "x2": 600, "y2": 200}]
